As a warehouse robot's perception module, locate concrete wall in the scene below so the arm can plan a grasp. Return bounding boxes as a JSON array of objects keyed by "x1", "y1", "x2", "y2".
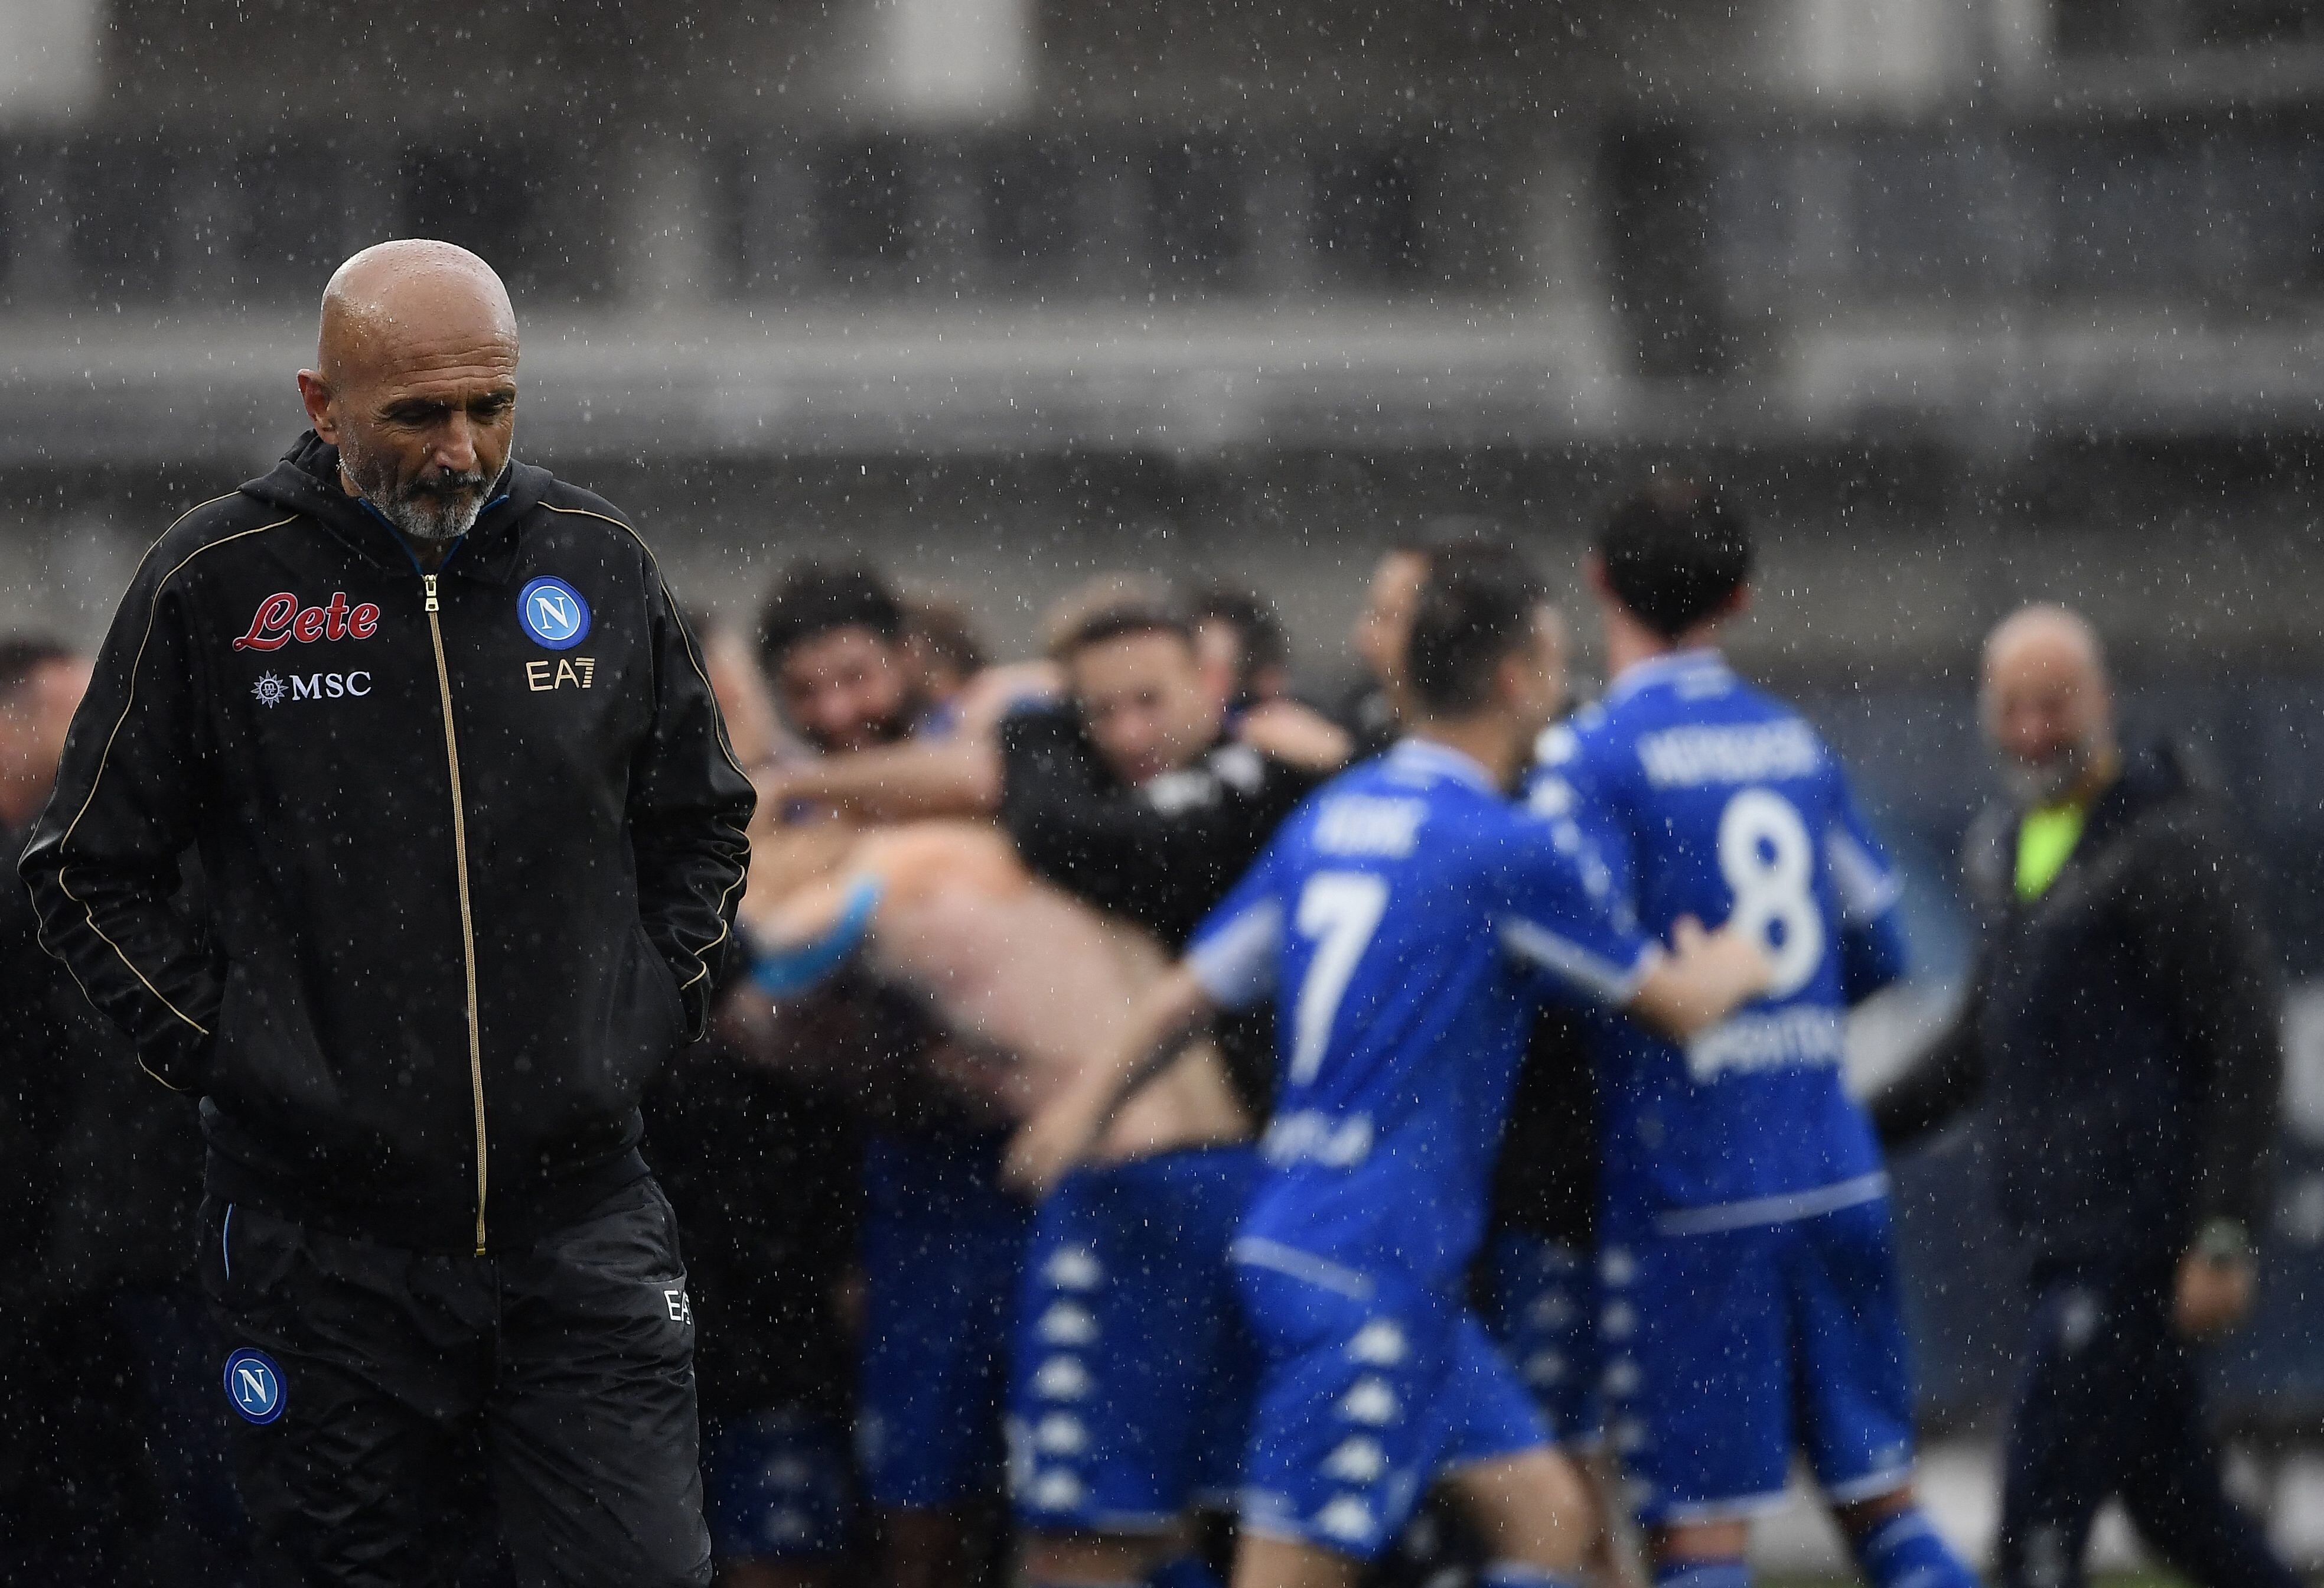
[
  {"x1": 5, "y1": 436, "x2": 2315, "y2": 686},
  {"x1": 1, "y1": 0, "x2": 2315, "y2": 689}
]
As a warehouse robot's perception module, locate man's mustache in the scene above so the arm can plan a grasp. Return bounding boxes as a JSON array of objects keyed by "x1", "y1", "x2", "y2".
[{"x1": 408, "y1": 468, "x2": 490, "y2": 497}]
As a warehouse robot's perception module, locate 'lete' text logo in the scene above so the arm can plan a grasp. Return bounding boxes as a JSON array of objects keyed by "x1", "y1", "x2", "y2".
[{"x1": 233, "y1": 592, "x2": 381, "y2": 651}]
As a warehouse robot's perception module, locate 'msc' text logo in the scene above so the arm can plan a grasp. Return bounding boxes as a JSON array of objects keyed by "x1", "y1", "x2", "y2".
[{"x1": 252, "y1": 672, "x2": 373, "y2": 708}]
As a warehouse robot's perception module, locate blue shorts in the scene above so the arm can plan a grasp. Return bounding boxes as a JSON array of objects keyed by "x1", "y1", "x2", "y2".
[
  {"x1": 703, "y1": 1410, "x2": 852, "y2": 1562},
  {"x1": 1600, "y1": 1195, "x2": 1919, "y2": 1526},
  {"x1": 1233, "y1": 1243, "x2": 1549, "y2": 1562},
  {"x1": 1008, "y1": 1144, "x2": 1260, "y2": 1534},
  {"x1": 858, "y1": 1132, "x2": 1032, "y2": 1509},
  {"x1": 1478, "y1": 1232, "x2": 1604, "y2": 1447}
]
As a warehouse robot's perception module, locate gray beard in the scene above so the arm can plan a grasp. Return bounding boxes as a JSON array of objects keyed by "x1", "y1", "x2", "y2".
[
  {"x1": 2004, "y1": 740, "x2": 2091, "y2": 809},
  {"x1": 373, "y1": 486, "x2": 486, "y2": 543},
  {"x1": 341, "y1": 440, "x2": 496, "y2": 543}
]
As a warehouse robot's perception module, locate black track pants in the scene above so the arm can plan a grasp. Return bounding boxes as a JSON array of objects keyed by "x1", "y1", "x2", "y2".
[
  {"x1": 1996, "y1": 1270, "x2": 2300, "y2": 1588},
  {"x1": 200, "y1": 1179, "x2": 712, "y2": 1587}
]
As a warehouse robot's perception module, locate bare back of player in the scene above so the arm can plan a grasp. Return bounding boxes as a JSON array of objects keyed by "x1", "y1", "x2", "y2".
[
  {"x1": 749, "y1": 821, "x2": 1253, "y2": 1161},
  {"x1": 748, "y1": 823, "x2": 1257, "y2": 1587}
]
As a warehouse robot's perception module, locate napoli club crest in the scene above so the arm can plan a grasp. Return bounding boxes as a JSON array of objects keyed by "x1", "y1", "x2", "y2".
[
  {"x1": 518, "y1": 577, "x2": 591, "y2": 650},
  {"x1": 223, "y1": 1348, "x2": 286, "y2": 1426}
]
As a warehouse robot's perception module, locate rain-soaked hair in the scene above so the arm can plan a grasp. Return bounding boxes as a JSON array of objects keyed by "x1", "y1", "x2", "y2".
[
  {"x1": 1187, "y1": 582, "x2": 1290, "y2": 680},
  {"x1": 1596, "y1": 477, "x2": 1754, "y2": 639},
  {"x1": 757, "y1": 559, "x2": 907, "y2": 672},
  {"x1": 1404, "y1": 542, "x2": 1546, "y2": 716},
  {"x1": 1042, "y1": 574, "x2": 1194, "y2": 663},
  {"x1": 902, "y1": 596, "x2": 988, "y2": 681}
]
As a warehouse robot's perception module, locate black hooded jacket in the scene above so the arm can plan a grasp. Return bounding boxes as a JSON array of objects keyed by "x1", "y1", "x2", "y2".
[
  {"x1": 1873, "y1": 740, "x2": 2281, "y2": 1277},
  {"x1": 20, "y1": 435, "x2": 755, "y2": 1254},
  {"x1": 998, "y1": 700, "x2": 1325, "y2": 951}
]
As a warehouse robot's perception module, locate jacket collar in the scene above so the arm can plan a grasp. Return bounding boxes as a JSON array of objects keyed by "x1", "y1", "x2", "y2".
[
  {"x1": 2074, "y1": 736, "x2": 2195, "y2": 852},
  {"x1": 238, "y1": 431, "x2": 551, "y2": 585},
  {"x1": 1993, "y1": 736, "x2": 2199, "y2": 912}
]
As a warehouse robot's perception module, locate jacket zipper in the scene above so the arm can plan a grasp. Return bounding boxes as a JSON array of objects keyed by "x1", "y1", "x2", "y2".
[{"x1": 422, "y1": 570, "x2": 491, "y2": 1255}]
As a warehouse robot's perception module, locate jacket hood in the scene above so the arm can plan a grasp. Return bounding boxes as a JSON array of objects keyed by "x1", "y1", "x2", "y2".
[
  {"x1": 2095, "y1": 733, "x2": 2213, "y2": 832},
  {"x1": 1966, "y1": 733, "x2": 2214, "y2": 904},
  {"x1": 239, "y1": 431, "x2": 553, "y2": 583}
]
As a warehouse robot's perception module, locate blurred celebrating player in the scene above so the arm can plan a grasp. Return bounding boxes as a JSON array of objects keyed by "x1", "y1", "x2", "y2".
[
  {"x1": 754, "y1": 561, "x2": 1029, "y2": 1588},
  {"x1": 1534, "y1": 482, "x2": 1978, "y2": 1588},
  {"x1": 757, "y1": 577, "x2": 1334, "y2": 1588},
  {"x1": 1011, "y1": 545, "x2": 1772, "y2": 1588}
]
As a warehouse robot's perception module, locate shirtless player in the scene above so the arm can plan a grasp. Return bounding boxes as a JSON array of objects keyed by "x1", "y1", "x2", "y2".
[{"x1": 747, "y1": 821, "x2": 1257, "y2": 1588}]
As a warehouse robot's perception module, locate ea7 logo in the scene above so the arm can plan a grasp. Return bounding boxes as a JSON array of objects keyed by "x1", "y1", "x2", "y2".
[
  {"x1": 525, "y1": 656, "x2": 597, "y2": 692},
  {"x1": 663, "y1": 1288, "x2": 693, "y2": 1326}
]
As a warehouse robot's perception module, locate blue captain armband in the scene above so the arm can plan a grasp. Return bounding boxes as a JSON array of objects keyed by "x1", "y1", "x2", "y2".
[{"x1": 751, "y1": 876, "x2": 883, "y2": 998}]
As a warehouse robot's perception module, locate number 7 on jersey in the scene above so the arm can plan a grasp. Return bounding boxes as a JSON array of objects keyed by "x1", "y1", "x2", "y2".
[{"x1": 1289, "y1": 871, "x2": 1389, "y2": 1085}]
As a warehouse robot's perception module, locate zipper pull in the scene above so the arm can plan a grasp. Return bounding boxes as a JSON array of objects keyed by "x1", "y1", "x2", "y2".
[{"x1": 423, "y1": 573, "x2": 439, "y2": 614}]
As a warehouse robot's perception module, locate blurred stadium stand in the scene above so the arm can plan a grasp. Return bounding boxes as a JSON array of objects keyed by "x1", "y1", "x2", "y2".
[{"x1": 2, "y1": 2, "x2": 2320, "y2": 669}]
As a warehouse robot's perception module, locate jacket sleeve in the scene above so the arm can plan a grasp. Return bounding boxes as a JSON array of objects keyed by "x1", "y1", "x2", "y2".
[
  {"x1": 1000, "y1": 711, "x2": 1314, "y2": 945},
  {"x1": 996, "y1": 708, "x2": 1136, "y2": 907},
  {"x1": 628, "y1": 568, "x2": 757, "y2": 1040},
  {"x1": 1867, "y1": 952, "x2": 1989, "y2": 1153},
  {"x1": 1830, "y1": 769, "x2": 1910, "y2": 1005},
  {"x1": 18, "y1": 538, "x2": 222, "y2": 1094},
  {"x1": 1870, "y1": 806, "x2": 2016, "y2": 1153},
  {"x1": 999, "y1": 759, "x2": 1202, "y2": 934},
  {"x1": 2126, "y1": 813, "x2": 2283, "y2": 1239}
]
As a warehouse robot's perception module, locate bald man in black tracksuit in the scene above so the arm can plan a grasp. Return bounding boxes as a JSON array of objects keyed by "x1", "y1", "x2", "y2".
[
  {"x1": 22, "y1": 431, "x2": 754, "y2": 1587},
  {"x1": 22, "y1": 243, "x2": 753, "y2": 1587}
]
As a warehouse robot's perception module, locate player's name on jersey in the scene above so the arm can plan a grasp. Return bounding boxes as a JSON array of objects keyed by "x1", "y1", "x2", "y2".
[
  {"x1": 1261, "y1": 1109, "x2": 1376, "y2": 1169},
  {"x1": 1636, "y1": 720, "x2": 1823, "y2": 788},
  {"x1": 1313, "y1": 795, "x2": 1427, "y2": 858},
  {"x1": 1684, "y1": 1007, "x2": 1846, "y2": 1082}
]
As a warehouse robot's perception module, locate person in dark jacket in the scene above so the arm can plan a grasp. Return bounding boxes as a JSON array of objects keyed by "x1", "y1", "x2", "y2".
[
  {"x1": 999, "y1": 577, "x2": 1337, "y2": 955},
  {"x1": 2, "y1": 636, "x2": 247, "y2": 1583},
  {"x1": 646, "y1": 613, "x2": 866, "y2": 1588},
  {"x1": 1873, "y1": 604, "x2": 2296, "y2": 1588},
  {"x1": 999, "y1": 575, "x2": 1343, "y2": 1132},
  {"x1": 19, "y1": 240, "x2": 755, "y2": 1588},
  {"x1": 985, "y1": 578, "x2": 1329, "y2": 1588},
  {"x1": 0, "y1": 640, "x2": 92, "y2": 1291},
  {"x1": 751, "y1": 559, "x2": 1030, "y2": 1588},
  {"x1": 1337, "y1": 539, "x2": 1430, "y2": 760},
  {"x1": 644, "y1": 1013, "x2": 863, "y2": 1588}
]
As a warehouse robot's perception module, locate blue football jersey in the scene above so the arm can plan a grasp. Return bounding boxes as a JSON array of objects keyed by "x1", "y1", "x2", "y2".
[
  {"x1": 1529, "y1": 650, "x2": 1908, "y2": 1225},
  {"x1": 1187, "y1": 738, "x2": 1654, "y2": 1288}
]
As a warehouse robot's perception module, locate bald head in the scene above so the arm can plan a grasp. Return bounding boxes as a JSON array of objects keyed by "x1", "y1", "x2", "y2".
[
  {"x1": 1982, "y1": 604, "x2": 2117, "y2": 808},
  {"x1": 1986, "y1": 604, "x2": 2105, "y2": 684},
  {"x1": 318, "y1": 240, "x2": 516, "y2": 385},
  {"x1": 297, "y1": 240, "x2": 520, "y2": 544}
]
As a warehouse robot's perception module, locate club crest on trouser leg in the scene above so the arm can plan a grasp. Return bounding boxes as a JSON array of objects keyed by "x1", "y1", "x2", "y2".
[{"x1": 223, "y1": 1348, "x2": 287, "y2": 1426}]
